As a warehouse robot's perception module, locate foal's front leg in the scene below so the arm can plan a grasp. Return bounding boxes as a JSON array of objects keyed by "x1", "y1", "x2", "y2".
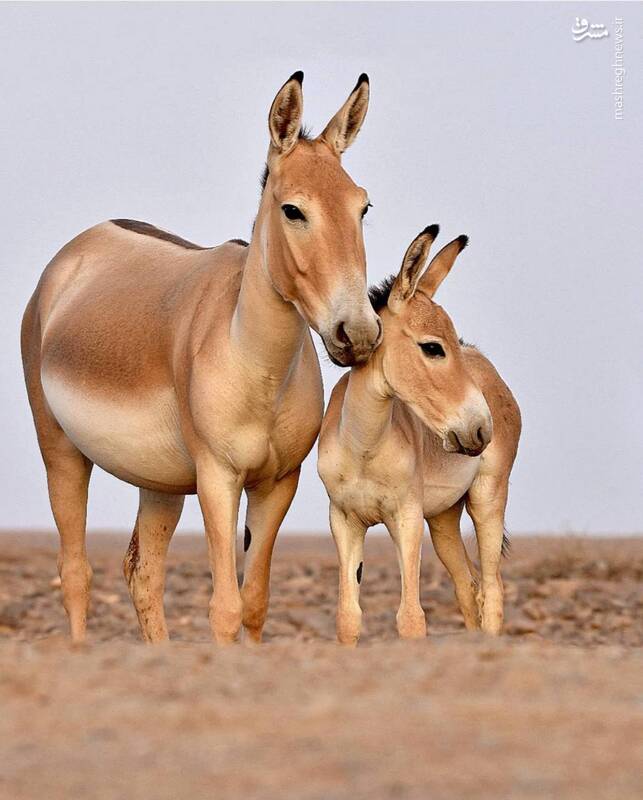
[
  {"x1": 387, "y1": 504, "x2": 426, "y2": 639},
  {"x1": 196, "y1": 456, "x2": 244, "y2": 644},
  {"x1": 330, "y1": 504, "x2": 366, "y2": 645}
]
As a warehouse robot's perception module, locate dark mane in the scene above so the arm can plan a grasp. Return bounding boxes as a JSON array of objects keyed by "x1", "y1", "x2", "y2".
[
  {"x1": 260, "y1": 163, "x2": 270, "y2": 192},
  {"x1": 260, "y1": 125, "x2": 313, "y2": 192},
  {"x1": 368, "y1": 274, "x2": 396, "y2": 312}
]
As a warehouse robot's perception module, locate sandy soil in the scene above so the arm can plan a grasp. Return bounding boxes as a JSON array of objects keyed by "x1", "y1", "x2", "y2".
[{"x1": 1, "y1": 532, "x2": 642, "y2": 799}]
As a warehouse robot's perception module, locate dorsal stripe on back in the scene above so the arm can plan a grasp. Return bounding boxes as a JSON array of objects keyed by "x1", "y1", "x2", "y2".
[{"x1": 111, "y1": 219, "x2": 211, "y2": 250}]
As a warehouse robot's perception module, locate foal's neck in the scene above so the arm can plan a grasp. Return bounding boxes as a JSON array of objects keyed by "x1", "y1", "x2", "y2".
[
  {"x1": 340, "y1": 358, "x2": 393, "y2": 455},
  {"x1": 231, "y1": 222, "x2": 308, "y2": 390}
]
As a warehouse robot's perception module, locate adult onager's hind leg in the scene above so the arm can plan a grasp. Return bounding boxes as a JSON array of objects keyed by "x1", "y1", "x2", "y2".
[
  {"x1": 330, "y1": 505, "x2": 366, "y2": 645},
  {"x1": 123, "y1": 489, "x2": 184, "y2": 643},
  {"x1": 466, "y1": 477, "x2": 509, "y2": 635},
  {"x1": 428, "y1": 500, "x2": 480, "y2": 631},
  {"x1": 46, "y1": 444, "x2": 93, "y2": 643},
  {"x1": 31, "y1": 426, "x2": 94, "y2": 644},
  {"x1": 23, "y1": 302, "x2": 93, "y2": 641},
  {"x1": 241, "y1": 470, "x2": 300, "y2": 643},
  {"x1": 387, "y1": 506, "x2": 427, "y2": 639}
]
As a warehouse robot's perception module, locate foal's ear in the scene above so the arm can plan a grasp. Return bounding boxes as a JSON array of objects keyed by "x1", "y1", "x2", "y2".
[
  {"x1": 417, "y1": 235, "x2": 469, "y2": 298},
  {"x1": 320, "y1": 74, "x2": 370, "y2": 157},
  {"x1": 388, "y1": 225, "x2": 440, "y2": 313},
  {"x1": 268, "y1": 71, "x2": 304, "y2": 155}
]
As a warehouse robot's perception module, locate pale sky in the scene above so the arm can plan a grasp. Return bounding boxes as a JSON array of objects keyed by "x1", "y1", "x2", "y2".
[{"x1": 2, "y1": 2, "x2": 641, "y2": 535}]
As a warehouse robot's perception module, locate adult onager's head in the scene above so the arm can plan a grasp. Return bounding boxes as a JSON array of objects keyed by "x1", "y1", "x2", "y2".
[
  {"x1": 257, "y1": 71, "x2": 382, "y2": 366},
  {"x1": 369, "y1": 226, "x2": 493, "y2": 456}
]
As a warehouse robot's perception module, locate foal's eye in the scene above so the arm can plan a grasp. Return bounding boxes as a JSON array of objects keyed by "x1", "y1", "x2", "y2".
[
  {"x1": 282, "y1": 204, "x2": 306, "y2": 222},
  {"x1": 420, "y1": 342, "x2": 446, "y2": 358},
  {"x1": 361, "y1": 202, "x2": 373, "y2": 218}
]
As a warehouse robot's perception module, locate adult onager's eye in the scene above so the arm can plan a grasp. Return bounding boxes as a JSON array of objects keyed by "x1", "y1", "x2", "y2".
[
  {"x1": 361, "y1": 202, "x2": 373, "y2": 218},
  {"x1": 282, "y1": 204, "x2": 306, "y2": 222},
  {"x1": 420, "y1": 342, "x2": 446, "y2": 358}
]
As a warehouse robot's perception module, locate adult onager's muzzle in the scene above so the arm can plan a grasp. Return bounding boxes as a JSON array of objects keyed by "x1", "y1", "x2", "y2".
[
  {"x1": 444, "y1": 408, "x2": 493, "y2": 457},
  {"x1": 326, "y1": 310, "x2": 382, "y2": 366}
]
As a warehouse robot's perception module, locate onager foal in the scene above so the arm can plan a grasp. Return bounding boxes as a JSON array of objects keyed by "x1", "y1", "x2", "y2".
[
  {"x1": 22, "y1": 72, "x2": 381, "y2": 644},
  {"x1": 318, "y1": 226, "x2": 521, "y2": 643}
]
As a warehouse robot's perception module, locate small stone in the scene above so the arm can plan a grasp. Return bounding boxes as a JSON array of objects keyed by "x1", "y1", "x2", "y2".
[
  {"x1": 505, "y1": 617, "x2": 538, "y2": 635},
  {"x1": 95, "y1": 592, "x2": 121, "y2": 605},
  {"x1": 0, "y1": 601, "x2": 31, "y2": 628},
  {"x1": 522, "y1": 599, "x2": 546, "y2": 621}
]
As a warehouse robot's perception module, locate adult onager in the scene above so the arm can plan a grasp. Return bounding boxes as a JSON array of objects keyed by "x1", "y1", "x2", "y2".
[
  {"x1": 318, "y1": 226, "x2": 521, "y2": 643},
  {"x1": 21, "y1": 72, "x2": 381, "y2": 644}
]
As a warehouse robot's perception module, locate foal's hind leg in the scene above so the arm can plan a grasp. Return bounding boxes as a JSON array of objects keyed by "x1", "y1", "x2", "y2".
[
  {"x1": 466, "y1": 477, "x2": 508, "y2": 635},
  {"x1": 427, "y1": 500, "x2": 480, "y2": 631},
  {"x1": 123, "y1": 489, "x2": 184, "y2": 643},
  {"x1": 44, "y1": 437, "x2": 93, "y2": 642}
]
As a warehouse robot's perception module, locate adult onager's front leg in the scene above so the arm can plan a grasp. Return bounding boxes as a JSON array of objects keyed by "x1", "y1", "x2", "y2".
[
  {"x1": 330, "y1": 505, "x2": 366, "y2": 645},
  {"x1": 241, "y1": 470, "x2": 300, "y2": 643},
  {"x1": 428, "y1": 501, "x2": 480, "y2": 631},
  {"x1": 387, "y1": 505, "x2": 426, "y2": 639},
  {"x1": 197, "y1": 458, "x2": 244, "y2": 644},
  {"x1": 123, "y1": 489, "x2": 184, "y2": 643}
]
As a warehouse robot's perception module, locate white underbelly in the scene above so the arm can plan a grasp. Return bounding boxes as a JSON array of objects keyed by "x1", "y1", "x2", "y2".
[
  {"x1": 423, "y1": 455, "x2": 480, "y2": 519},
  {"x1": 41, "y1": 371, "x2": 196, "y2": 488}
]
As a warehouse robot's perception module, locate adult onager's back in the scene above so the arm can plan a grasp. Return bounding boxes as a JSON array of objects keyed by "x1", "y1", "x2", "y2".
[
  {"x1": 318, "y1": 226, "x2": 521, "y2": 643},
  {"x1": 22, "y1": 72, "x2": 381, "y2": 644}
]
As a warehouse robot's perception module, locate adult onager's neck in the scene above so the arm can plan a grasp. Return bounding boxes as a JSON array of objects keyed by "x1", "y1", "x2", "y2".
[
  {"x1": 231, "y1": 215, "x2": 308, "y2": 391},
  {"x1": 339, "y1": 358, "x2": 393, "y2": 455}
]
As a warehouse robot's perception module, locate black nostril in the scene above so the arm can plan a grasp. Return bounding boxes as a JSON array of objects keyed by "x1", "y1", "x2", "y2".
[
  {"x1": 477, "y1": 426, "x2": 484, "y2": 445},
  {"x1": 336, "y1": 322, "x2": 351, "y2": 347},
  {"x1": 448, "y1": 430, "x2": 464, "y2": 453}
]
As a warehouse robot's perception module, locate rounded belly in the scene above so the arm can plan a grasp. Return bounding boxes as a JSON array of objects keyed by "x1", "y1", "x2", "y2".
[{"x1": 41, "y1": 371, "x2": 196, "y2": 490}]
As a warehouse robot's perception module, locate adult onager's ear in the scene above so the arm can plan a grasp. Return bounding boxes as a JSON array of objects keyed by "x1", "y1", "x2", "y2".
[
  {"x1": 388, "y1": 225, "x2": 440, "y2": 313},
  {"x1": 269, "y1": 71, "x2": 304, "y2": 155},
  {"x1": 417, "y1": 234, "x2": 469, "y2": 299},
  {"x1": 320, "y1": 73, "x2": 370, "y2": 156}
]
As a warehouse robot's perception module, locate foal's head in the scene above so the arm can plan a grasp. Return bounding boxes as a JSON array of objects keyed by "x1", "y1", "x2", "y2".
[
  {"x1": 256, "y1": 72, "x2": 381, "y2": 366},
  {"x1": 370, "y1": 226, "x2": 493, "y2": 456}
]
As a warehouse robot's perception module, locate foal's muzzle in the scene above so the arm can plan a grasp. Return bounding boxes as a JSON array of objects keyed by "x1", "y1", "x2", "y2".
[{"x1": 444, "y1": 414, "x2": 493, "y2": 457}]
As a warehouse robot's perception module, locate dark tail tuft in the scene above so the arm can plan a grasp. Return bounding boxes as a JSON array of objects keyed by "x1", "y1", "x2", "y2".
[{"x1": 501, "y1": 529, "x2": 511, "y2": 558}]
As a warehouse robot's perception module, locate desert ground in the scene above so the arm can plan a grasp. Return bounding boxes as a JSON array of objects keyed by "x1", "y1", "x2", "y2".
[{"x1": 1, "y1": 531, "x2": 642, "y2": 800}]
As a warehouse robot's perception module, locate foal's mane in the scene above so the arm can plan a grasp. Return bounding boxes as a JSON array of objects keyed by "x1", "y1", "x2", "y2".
[
  {"x1": 368, "y1": 277, "x2": 479, "y2": 355},
  {"x1": 368, "y1": 275, "x2": 396, "y2": 312}
]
